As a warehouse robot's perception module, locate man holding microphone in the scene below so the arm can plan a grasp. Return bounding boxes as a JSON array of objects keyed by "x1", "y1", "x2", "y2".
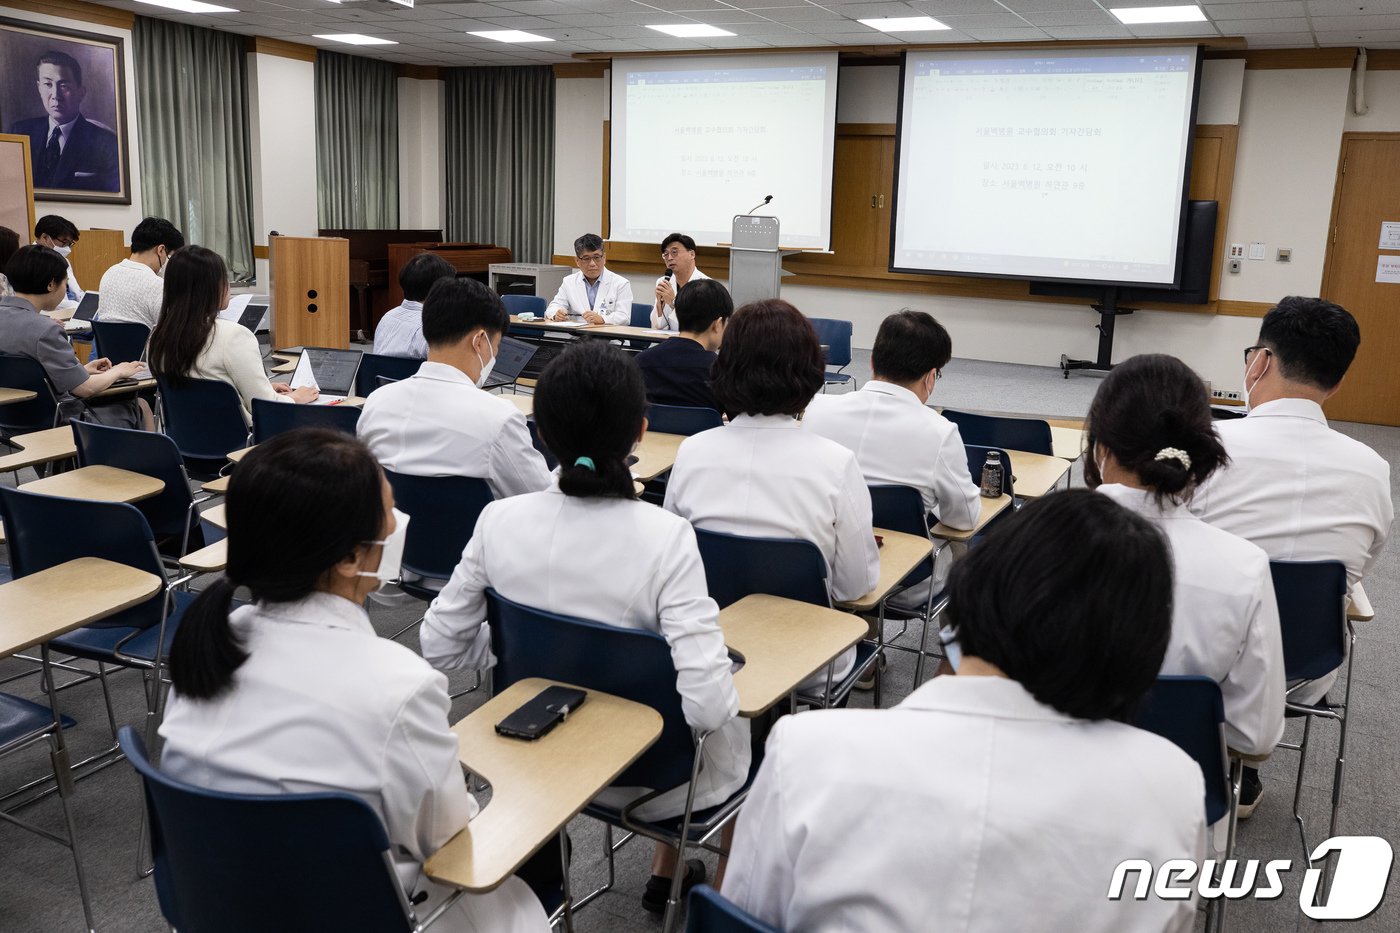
[{"x1": 651, "y1": 233, "x2": 709, "y2": 331}]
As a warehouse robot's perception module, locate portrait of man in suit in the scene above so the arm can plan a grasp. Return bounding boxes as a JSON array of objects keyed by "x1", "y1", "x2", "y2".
[{"x1": 8, "y1": 51, "x2": 118, "y2": 192}]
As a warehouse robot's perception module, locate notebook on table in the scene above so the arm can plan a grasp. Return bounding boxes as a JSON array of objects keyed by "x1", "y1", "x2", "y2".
[{"x1": 289, "y1": 348, "x2": 363, "y2": 404}]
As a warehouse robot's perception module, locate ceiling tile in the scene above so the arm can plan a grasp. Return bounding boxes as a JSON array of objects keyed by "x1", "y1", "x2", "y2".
[
  {"x1": 1039, "y1": 23, "x2": 1136, "y2": 37},
  {"x1": 1312, "y1": 14, "x2": 1400, "y2": 29},
  {"x1": 1021, "y1": 11, "x2": 1118, "y2": 26},
  {"x1": 631, "y1": 0, "x2": 738, "y2": 9},
  {"x1": 1303, "y1": 0, "x2": 1384, "y2": 15},
  {"x1": 755, "y1": 4, "x2": 856, "y2": 20},
  {"x1": 919, "y1": 0, "x2": 1022, "y2": 11},
  {"x1": 1315, "y1": 28, "x2": 1400, "y2": 41},
  {"x1": 1126, "y1": 22, "x2": 1224, "y2": 36},
  {"x1": 933, "y1": 12, "x2": 1033, "y2": 28},
  {"x1": 986, "y1": 0, "x2": 1103, "y2": 10},
  {"x1": 1202, "y1": 1, "x2": 1307, "y2": 18},
  {"x1": 960, "y1": 24, "x2": 1053, "y2": 38},
  {"x1": 1215, "y1": 17, "x2": 1313, "y2": 32}
]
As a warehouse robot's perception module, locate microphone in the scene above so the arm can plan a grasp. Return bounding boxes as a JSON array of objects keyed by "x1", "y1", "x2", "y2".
[
  {"x1": 746, "y1": 195, "x2": 773, "y2": 214},
  {"x1": 664, "y1": 268, "x2": 674, "y2": 281}
]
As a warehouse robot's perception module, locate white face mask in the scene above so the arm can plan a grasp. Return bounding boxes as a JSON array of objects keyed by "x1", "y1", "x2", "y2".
[
  {"x1": 1243, "y1": 349, "x2": 1269, "y2": 413},
  {"x1": 157, "y1": 251, "x2": 168, "y2": 277},
  {"x1": 53, "y1": 244, "x2": 72, "y2": 258},
  {"x1": 356, "y1": 508, "x2": 410, "y2": 587},
  {"x1": 474, "y1": 335, "x2": 497, "y2": 389}
]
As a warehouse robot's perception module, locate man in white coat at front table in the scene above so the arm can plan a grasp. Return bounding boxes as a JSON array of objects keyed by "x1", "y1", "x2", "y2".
[
  {"x1": 651, "y1": 232, "x2": 709, "y2": 331},
  {"x1": 546, "y1": 233, "x2": 633, "y2": 325}
]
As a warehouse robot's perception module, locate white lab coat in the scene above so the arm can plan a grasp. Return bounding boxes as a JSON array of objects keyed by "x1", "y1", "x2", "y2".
[
  {"x1": 421, "y1": 485, "x2": 749, "y2": 820},
  {"x1": 545, "y1": 268, "x2": 633, "y2": 325},
  {"x1": 723, "y1": 675, "x2": 1206, "y2": 933},
  {"x1": 650, "y1": 267, "x2": 710, "y2": 331},
  {"x1": 1099, "y1": 484, "x2": 1285, "y2": 757},
  {"x1": 663, "y1": 414, "x2": 881, "y2": 685},
  {"x1": 159, "y1": 593, "x2": 548, "y2": 933},
  {"x1": 372, "y1": 300, "x2": 428, "y2": 359},
  {"x1": 358, "y1": 361, "x2": 551, "y2": 500},
  {"x1": 1191, "y1": 398, "x2": 1393, "y2": 701}
]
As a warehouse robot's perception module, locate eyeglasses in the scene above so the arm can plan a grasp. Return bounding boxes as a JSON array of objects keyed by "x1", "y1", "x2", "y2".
[
  {"x1": 576, "y1": 253, "x2": 604, "y2": 265},
  {"x1": 661, "y1": 248, "x2": 686, "y2": 259},
  {"x1": 1243, "y1": 345, "x2": 1270, "y2": 364},
  {"x1": 935, "y1": 369, "x2": 943, "y2": 380}
]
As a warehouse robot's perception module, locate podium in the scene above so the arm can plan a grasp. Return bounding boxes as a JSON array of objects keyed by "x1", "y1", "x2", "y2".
[
  {"x1": 270, "y1": 236, "x2": 350, "y2": 350},
  {"x1": 727, "y1": 215, "x2": 808, "y2": 307}
]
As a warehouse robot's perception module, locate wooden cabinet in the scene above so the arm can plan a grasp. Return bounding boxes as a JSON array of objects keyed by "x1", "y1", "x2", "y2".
[{"x1": 793, "y1": 131, "x2": 894, "y2": 274}]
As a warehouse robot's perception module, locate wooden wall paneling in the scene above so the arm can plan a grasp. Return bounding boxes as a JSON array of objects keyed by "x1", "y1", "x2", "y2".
[
  {"x1": 69, "y1": 229, "x2": 125, "y2": 292},
  {"x1": 1, "y1": 0, "x2": 134, "y2": 28}
]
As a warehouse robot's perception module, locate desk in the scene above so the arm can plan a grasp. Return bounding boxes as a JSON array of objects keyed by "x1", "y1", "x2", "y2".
[
  {"x1": 1006, "y1": 449, "x2": 1072, "y2": 499},
  {"x1": 202, "y1": 503, "x2": 226, "y2": 530},
  {"x1": 837, "y1": 529, "x2": 933, "y2": 614},
  {"x1": 201, "y1": 475, "x2": 230, "y2": 495},
  {"x1": 633, "y1": 431, "x2": 684, "y2": 482},
  {"x1": 0, "y1": 558, "x2": 164, "y2": 659},
  {"x1": 508, "y1": 316, "x2": 673, "y2": 346},
  {"x1": 720, "y1": 594, "x2": 868, "y2": 717},
  {"x1": 0, "y1": 387, "x2": 38, "y2": 405},
  {"x1": 1348, "y1": 584, "x2": 1374, "y2": 623},
  {"x1": 502, "y1": 394, "x2": 533, "y2": 417},
  {"x1": 226, "y1": 446, "x2": 254, "y2": 464},
  {"x1": 931, "y1": 494, "x2": 1012, "y2": 542},
  {"x1": 93, "y1": 377, "x2": 156, "y2": 399},
  {"x1": 425, "y1": 678, "x2": 661, "y2": 893},
  {"x1": 21, "y1": 465, "x2": 165, "y2": 503},
  {"x1": 179, "y1": 538, "x2": 227, "y2": 573},
  {"x1": 1050, "y1": 425, "x2": 1086, "y2": 462},
  {"x1": 0, "y1": 426, "x2": 77, "y2": 472}
]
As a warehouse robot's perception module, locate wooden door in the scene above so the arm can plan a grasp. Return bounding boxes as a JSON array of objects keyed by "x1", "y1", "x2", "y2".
[
  {"x1": 1321, "y1": 135, "x2": 1400, "y2": 426},
  {"x1": 825, "y1": 134, "x2": 888, "y2": 269}
]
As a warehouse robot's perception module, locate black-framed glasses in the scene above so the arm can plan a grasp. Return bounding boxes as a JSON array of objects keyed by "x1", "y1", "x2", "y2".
[
  {"x1": 935, "y1": 369, "x2": 944, "y2": 380},
  {"x1": 1243, "y1": 345, "x2": 1269, "y2": 364}
]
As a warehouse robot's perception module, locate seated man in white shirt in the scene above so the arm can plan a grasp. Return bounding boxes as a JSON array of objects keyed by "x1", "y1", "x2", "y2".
[
  {"x1": 358, "y1": 275, "x2": 551, "y2": 502},
  {"x1": 546, "y1": 233, "x2": 633, "y2": 325},
  {"x1": 1191, "y1": 297, "x2": 1393, "y2": 806},
  {"x1": 651, "y1": 232, "x2": 709, "y2": 331},
  {"x1": 805, "y1": 310, "x2": 980, "y2": 601},
  {"x1": 373, "y1": 253, "x2": 456, "y2": 359},
  {"x1": 96, "y1": 216, "x2": 184, "y2": 329}
]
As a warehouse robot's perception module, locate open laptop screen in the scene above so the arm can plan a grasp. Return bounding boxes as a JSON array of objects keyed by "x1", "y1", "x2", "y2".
[
  {"x1": 72, "y1": 292, "x2": 100, "y2": 321},
  {"x1": 290, "y1": 348, "x2": 362, "y2": 397}
]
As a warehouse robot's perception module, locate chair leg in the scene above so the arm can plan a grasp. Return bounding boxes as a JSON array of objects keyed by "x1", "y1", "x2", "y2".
[
  {"x1": 1320, "y1": 630, "x2": 1357, "y2": 904},
  {"x1": 1292, "y1": 714, "x2": 1314, "y2": 869},
  {"x1": 48, "y1": 733, "x2": 97, "y2": 933},
  {"x1": 555, "y1": 829, "x2": 575, "y2": 933}
]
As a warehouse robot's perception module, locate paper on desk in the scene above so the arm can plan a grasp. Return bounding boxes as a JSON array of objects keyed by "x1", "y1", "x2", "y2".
[
  {"x1": 218, "y1": 294, "x2": 253, "y2": 323},
  {"x1": 549, "y1": 320, "x2": 589, "y2": 328}
]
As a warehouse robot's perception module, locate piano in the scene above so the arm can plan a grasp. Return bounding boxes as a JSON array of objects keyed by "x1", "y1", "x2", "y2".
[
  {"x1": 385, "y1": 242, "x2": 514, "y2": 310},
  {"x1": 320, "y1": 228, "x2": 444, "y2": 338}
]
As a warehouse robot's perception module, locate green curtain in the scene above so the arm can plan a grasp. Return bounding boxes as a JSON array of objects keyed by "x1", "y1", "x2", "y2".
[
  {"x1": 133, "y1": 16, "x2": 255, "y2": 282},
  {"x1": 315, "y1": 50, "x2": 399, "y2": 229},
  {"x1": 444, "y1": 66, "x2": 554, "y2": 263}
]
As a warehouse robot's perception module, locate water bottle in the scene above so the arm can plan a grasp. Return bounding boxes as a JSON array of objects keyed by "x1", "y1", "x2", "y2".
[{"x1": 980, "y1": 451, "x2": 1004, "y2": 499}]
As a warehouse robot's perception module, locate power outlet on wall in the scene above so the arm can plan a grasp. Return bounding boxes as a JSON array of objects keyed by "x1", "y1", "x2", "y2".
[{"x1": 1211, "y1": 388, "x2": 1243, "y2": 403}]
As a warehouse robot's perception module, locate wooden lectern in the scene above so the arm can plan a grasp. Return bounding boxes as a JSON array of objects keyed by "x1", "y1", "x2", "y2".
[{"x1": 271, "y1": 236, "x2": 350, "y2": 350}]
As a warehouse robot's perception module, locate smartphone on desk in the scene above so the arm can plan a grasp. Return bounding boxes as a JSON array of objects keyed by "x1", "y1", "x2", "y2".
[{"x1": 495, "y1": 685, "x2": 587, "y2": 741}]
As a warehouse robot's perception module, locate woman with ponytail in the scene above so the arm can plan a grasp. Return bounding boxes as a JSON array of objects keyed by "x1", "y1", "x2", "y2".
[
  {"x1": 422, "y1": 340, "x2": 747, "y2": 912},
  {"x1": 1085, "y1": 353, "x2": 1285, "y2": 818},
  {"x1": 159, "y1": 429, "x2": 547, "y2": 932}
]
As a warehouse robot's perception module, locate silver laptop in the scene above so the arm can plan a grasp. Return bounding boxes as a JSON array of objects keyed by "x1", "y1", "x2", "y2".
[
  {"x1": 62, "y1": 292, "x2": 100, "y2": 332},
  {"x1": 289, "y1": 347, "x2": 363, "y2": 404},
  {"x1": 237, "y1": 303, "x2": 267, "y2": 333}
]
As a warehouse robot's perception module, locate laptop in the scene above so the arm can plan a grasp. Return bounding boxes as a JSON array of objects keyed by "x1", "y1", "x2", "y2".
[
  {"x1": 62, "y1": 293, "x2": 100, "y2": 332},
  {"x1": 236, "y1": 303, "x2": 267, "y2": 333},
  {"x1": 481, "y1": 336, "x2": 538, "y2": 391},
  {"x1": 289, "y1": 347, "x2": 363, "y2": 404}
]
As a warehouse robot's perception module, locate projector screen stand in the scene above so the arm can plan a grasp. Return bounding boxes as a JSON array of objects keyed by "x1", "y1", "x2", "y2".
[{"x1": 1060, "y1": 288, "x2": 1135, "y2": 378}]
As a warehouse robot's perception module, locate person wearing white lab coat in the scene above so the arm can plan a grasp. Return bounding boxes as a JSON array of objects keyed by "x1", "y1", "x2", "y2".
[
  {"x1": 650, "y1": 233, "x2": 708, "y2": 331},
  {"x1": 373, "y1": 253, "x2": 456, "y2": 359},
  {"x1": 545, "y1": 233, "x2": 633, "y2": 325},
  {"x1": 359, "y1": 276, "x2": 550, "y2": 499},
  {"x1": 804, "y1": 310, "x2": 979, "y2": 601},
  {"x1": 1084, "y1": 355, "x2": 1285, "y2": 788},
  {"x1": 723, "y1": 489, "x2": 1206, "y2": 933},
  {"x1": 422, "y1": 340, "x2": 746, "y2": 913},
  {"x1": 1191, "y1": 298, "x2": 1393, "y2": 704},
  {"x1": 34, "y1": 214, "x2": 84, "y2": 306},
  {"x1": 663, "y1": 299, "x2": 880, "y2": 687},
  {"x1": 159, "y1": 431, "x2": 548, "y2": 933}
]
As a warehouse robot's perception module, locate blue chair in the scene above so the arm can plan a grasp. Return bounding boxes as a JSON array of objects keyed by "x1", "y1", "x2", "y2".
[
  {"x1": 868, "y1": 484, "x2": 947, "y2": 681},
  {"x1": 0, "y1": 353, "x2": 61, "y2": 437},
  {"x1": 809, "y1": 318, "x2": 857, "y2": 390},
  {"x1": 1270, "y1": 560, "x2": 1351, "y2": 875},
  {"x1": 91, "y1": 320, "x2": 150, "y2": 365},
  {"x1": 631, "y1": 301, "x2": 654, "y2": 328},
  {"x1": 487, "y1": 589, "x2": 754, "y2": 932},
  {"x1": 355, "y1": 353, "x2": 423, "y2": 398},
  {"x1": 526, "y1": 420, "x2": 558, "y2": 470},
  {"x1": 647, "y1": 403, "x2": 722, "y2": 437},
  {"x1": 965, "y1": 444, "x2": 1015, "y2": 500},
  {"x1": 1135, "y1": 675, "x2": 1238, "y2": 931},
  {"x1": 687, "y1": 885, "x2": 779, "y2": 933},
  {"x1": 692, "y1": 528, "x2": 878, "y2": 708},
  {"x1": 118, "y1": 726, "x2": 446, "y2": 933},
  {"x1": 156, "y1": 377, "x2": 249, "y2": 476},
  {"x1": 72, "y1": 419, "x2": 202, "y2": 557},
  {"x1": 502, "y1": 294, "x2": 547, "y2": 317},
  {"x1": 250, "y1": 398, "x2": 360, "y2": 445},
  {"x1": 943, "y1": 409, "x2": 1054, "y2": 457}
]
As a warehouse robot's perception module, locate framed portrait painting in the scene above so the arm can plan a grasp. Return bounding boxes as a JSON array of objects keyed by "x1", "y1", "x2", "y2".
[{"x1": 0, "y1": 18, "x2": 131, "y2": 204}]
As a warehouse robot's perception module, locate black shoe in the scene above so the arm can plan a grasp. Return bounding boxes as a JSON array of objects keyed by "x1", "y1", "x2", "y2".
[
  {"x1": 642, "y1": 858, "x2": 705, "y2": 915},
  {"x1": 1238, "y1": 766, "x2": 1263, "y2": 819}
]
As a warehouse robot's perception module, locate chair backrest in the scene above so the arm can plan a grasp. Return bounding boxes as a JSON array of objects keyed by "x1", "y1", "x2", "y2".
[
  {"x1": 156, "y1": 377, "x2": 249, "y2": 466},
  {"x1": 0, "y1": 485, "x2": 166, "y2": 630},
  {"x1": 250, "y1": 398, "x2": 361, "y2": 445},
  {"x1": 72, "y1": 419, "x2": 195, "y2": 540},
  {"x1": 686, "y1": 885, "x2": 781, "y2": 933},
  {"x1": 1134, "y1": 675, "x2": 1231, "y2": 825},
  {"x1": 693, "y1": 527, "x2": 829, "y2": 610},
  {"x1": 0, "y1": 353, "x2": 60, "y2": 435},
  {"x1": 809, "y1": 318, "x2": 853, "y2": 368},
  {"x1": 1269, "y1": 560, "x2": 1349, "y2": 682},
  {"x1": 501, "y1": 294, "x2": 547, "y2": 317},
  {"x1": 91, "y1": 320, "x2": 151, "y2": 365},
  {"x1": 943, "y1": 409, "x2": 1054, "y2": 457},
  {"x1": 355, "y1": 353, "x2": 424, "y2": 398},
  {"x1": 868, "y1": 484, "x2": 928, "y2": 537},
  {"x1": 965, "y1": 444, "x2": 1016, "y2": 499},
  {"x1": 647, "y1": 403, "x2": 723, "y2": 437},
  {"x1": 118, "y1": 726, "x2": 414, "y2": 933},
  {"x1": 382, "y1": 470, "x2": 494, "y2": 581},
  {"x1": 631, "y1": 302, "x2": 653, "y2": 328},
  {"x1": 486, "y1": 589, "x2": 696, "y2": 789},
  {"x1": 526, "y1": 419, "x2": 558, "y2": 470}
]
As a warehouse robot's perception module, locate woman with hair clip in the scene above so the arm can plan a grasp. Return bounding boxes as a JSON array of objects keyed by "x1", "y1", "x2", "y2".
[
  {"x1": 148, "y1": 245, "x2": 317, "y2": 423},
  {"x1": 159, "y1": 430, "x2": 548, "y2": 932},
  {"x1": 1085, "y1": 353, "x2": 1285, "y2": 818},
  {"x1": 421, "y1": 340, "x2": 747, "y2": 914}
]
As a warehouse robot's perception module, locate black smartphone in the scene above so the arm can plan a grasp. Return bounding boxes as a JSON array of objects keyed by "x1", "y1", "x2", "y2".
[{"x1": 494, "y1": 685, "x2": 587, "y2": 741}]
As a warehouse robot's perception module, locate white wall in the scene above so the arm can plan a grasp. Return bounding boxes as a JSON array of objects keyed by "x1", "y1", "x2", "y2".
[
  {"x1": 0, "y1": 3, "x2": 144, "y2": 236},
  {"x1": 246, "y1": 51, "x2": 319, "y2": 286},
  {"x1": 554, "y1": 74, "x2": 606, "y2": 256},
  {"x1": 397, "y1": 75, "x2": 445, "y2": 230},
  {"x1": 1346, "y1": 67, "x2": 1400, "y2": 131}
]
